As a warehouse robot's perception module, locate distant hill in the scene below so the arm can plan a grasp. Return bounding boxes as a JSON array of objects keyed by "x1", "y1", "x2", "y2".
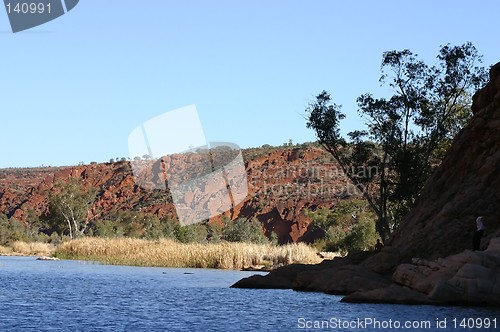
[{"x1": 0, "y1": 143, "x2": 361, "y2": 243}]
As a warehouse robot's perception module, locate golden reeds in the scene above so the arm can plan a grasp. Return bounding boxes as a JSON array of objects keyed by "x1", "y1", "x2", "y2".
[
  {"x1": 56, "y1": 237, "x2": 322, "y2": 269},
  {"x1": 0, "y1": 245, "x2": 13, "y2": 255},
  {"x1": 5, "y1": 241, "x2": 54, "y2": 256}
]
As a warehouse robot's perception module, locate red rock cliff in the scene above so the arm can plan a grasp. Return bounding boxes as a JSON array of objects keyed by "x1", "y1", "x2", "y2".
[
  {"x1": 0, "y1": 146, "x2": 357, "y2": 243},
  {"x1": 388, "y1": 62, "x2": 500, "y2": 259}
]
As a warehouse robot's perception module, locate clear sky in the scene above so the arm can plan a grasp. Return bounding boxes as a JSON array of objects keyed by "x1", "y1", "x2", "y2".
[{"x1": 1, "y1": 0, "x2": 499, "y2": 168}]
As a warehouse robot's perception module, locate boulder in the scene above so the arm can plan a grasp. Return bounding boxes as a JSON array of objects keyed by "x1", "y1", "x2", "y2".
[
  {"x1": 230, "y1": 274, "x2": 293, "y2": 289},
  {"x1": 343, "y1": 237, "x2": 500, "y2": 305},
  {"x1": 360, "y1": 246, "x2": 401, "y2": 275},
  {"x1": 231, "y1": 250, "x2": 379, "y2": 290},
  {"x1": 388, "y1": 62, "x2": 500, "y2": 260}
]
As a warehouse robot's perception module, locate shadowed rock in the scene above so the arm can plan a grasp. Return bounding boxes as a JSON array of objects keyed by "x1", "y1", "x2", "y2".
[
  {"x1": 233, "y1": 62, "x2": 500, "y2": 306},
  {"x1": 388, "y1": 62, "x2": 500, "y2": 260}
]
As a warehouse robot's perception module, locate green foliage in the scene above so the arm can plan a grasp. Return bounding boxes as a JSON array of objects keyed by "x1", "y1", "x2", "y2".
[
  {"x1": 221, "y1": 217, "x2": 269, "y2": 244},
  {"x1": 71, "y1": 208, "x2": 270, "y2": 245},
  {"x1": 96, "y1": 214, "x2": 269, "y2": 244},
  {"x1": 306, "y1": 43, "x2": 487, "y2": 239},
  {"x1": 68, "y1": 212, "x2": 276, "y2": 245},
  {"x1": 307, "y1": 200, "x2": 378, "y2": 254},
  {"x1": 306, "y1": 91, "x2": 346, "y2": 150},
  {"x1": 195, "y1": 217, "x2": 272, "y2": 244},
  {"x1": 24, "y1": 208, "x2": 42, "y2": 239},
  {"x1": 269, "y1": 231, "x2": 279, "y2": 245},
  {"x1": 205, "y1": 221, "x2": 225, "y2": 243},
  {"x1": 0, "y1": 215, "x2": 25, "y2": 245},
  {"x1": 0, "y1": 211, "x2": 53, "y2": 245},
  {"x1": 94, "y1": 210, "x2": 177, "y2": 240},
  {"x1": 326, "y1": 219, "x2": 378, "y2": 254},
  {"x1": 94, "y1": 218, "x2": 126, "y2": 238},
  {"x1": 174, "y1": 222, "x2": 208, "y2": 243},
  {"x1": 144, "y1": 216, "x2": 177, "y2": 240}
]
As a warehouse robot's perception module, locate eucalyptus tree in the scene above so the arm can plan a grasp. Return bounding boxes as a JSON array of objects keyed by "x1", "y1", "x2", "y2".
[
  {"x1": 45, "y1": 179, "x2": 98, "y2": 238},
  {"x1": 306, "y1": 43, "x2": 487, "y2": 240}
]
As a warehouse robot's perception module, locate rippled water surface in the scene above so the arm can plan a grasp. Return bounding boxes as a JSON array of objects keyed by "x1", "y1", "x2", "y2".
[{"x1": 0, "y1": 257, "x2": 498, "y2": 331}]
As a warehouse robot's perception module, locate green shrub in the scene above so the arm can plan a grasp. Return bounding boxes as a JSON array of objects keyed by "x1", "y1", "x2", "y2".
[
  {"x1": 0, "y1": 215, "x2": 26, "y2": 245},
  {"x1": 94, "y1": 219, "x2": 126, "y2": 238},
  {"x1": 325, "y1": 219, "x2": 377, "y2": 254},
  {"x1": 307, "y1": 199, "x2": 378, "y2": 254},
  {"x1": 222, "y1": 218, "x2": 268, "y2": 244},
  {"x1": 174, "y1": 223, "x2": 208, "y2": 243},
  {"x1": 144, "y1": 216, "x2": 177, "y2": 240}
]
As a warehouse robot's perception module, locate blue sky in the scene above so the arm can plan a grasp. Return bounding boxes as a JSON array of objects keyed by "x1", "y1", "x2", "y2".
[{"x1": 1, "y1": 0, "x2": 499, "y2": 168}]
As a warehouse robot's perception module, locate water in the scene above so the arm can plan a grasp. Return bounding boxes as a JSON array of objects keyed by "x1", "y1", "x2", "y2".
[{"x1": 0, "y1": 257, "x2": 498, "y2": 331}]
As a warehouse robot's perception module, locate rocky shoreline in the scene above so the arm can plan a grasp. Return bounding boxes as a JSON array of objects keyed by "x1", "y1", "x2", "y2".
[
  {"x1": 232, "y1": 237, "x2": 500, "y2": 306},
  {"x1": 233, "y1": 62, "x2": 500, "y2": 307}
]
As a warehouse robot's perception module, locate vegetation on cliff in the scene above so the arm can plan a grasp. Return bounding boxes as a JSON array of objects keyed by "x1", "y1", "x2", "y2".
[
  {"x1": 306, "y1": 43, "x2": 487, "y2": 240},
  {"x1": 0, "y1": 142, "x2": 378, "y2": 253},
  {"x1": 0, "y1": 43, "x2": 491, "y2": 263}
]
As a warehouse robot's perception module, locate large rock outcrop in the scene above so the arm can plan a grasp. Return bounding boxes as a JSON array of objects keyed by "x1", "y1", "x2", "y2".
[
  {"x1": 343, "y1": 237, "x2": 500, "y2": 305},
  {"x1": 233, "y1": 237, "x2": 500, "y2": 306},
  {"x1": 233, "y1": 62, "x2": 500, "y2": 306},
  {"x1": 388, "y1": 62, "x2": 500, "y2": 260},
  {"x1": 232, "y1": 248, "x2": 398, "y2": 294}
]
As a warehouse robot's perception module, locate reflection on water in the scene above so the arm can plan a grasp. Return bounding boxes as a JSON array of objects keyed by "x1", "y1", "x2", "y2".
[{"x1": 0, "y1": 257, "x2": 498, "y2": 331}]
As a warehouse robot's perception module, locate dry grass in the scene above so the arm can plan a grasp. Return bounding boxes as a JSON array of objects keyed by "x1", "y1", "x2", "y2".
[
  {"x1": 10, "y1": 241, "x2": 54, "y2": 256},
  {"x1": 0, "y1": 242, "x2": 54, "y2": 256},
  {"x1": 56, "y1": 237, "x2": 322, "y2": 269},
  {"x1": 0, "y1": 245, "x2": 13, "y2": 255}
]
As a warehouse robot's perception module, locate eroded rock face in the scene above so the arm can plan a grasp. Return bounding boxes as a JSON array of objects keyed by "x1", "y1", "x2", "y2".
[
  {"x1": 233, "y1": 62, "x2": 500, "y2": 306},
  {"x1": 234, "y1": 238, "x2": 500, "y2": 305},
  {"x1": 389, "y1": 62, "x2": 500, "y2": 260},
  {"x1": 344, "y1": 64, "x2": 500, "y2": 306},
  {"x1": 0, "y1": 147, "x2": 355, "y2": 243}
]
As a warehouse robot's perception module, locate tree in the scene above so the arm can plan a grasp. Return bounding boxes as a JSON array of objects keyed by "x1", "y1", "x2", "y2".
[
  {"x1": 45, "y1": 179, "x2": 98, "y2": 239},
  {"x1": 174, "y1": 222, "x2": 208, "y2": 243},
  {"x1": 307, "y1": 199, "x2": 377, "y2": 254},
  {"x1": 222, "y1": 218, "x2": 269, "y2": 244},
  {"x1": 0, "y1": 214, "x2": 26, "y2": 245},
  {"x1": 24, "y1": 208, "x2": 42, "y2": 239},
  {"x1": 306, "y1": 43, "x2": 487, "y2": 240}
]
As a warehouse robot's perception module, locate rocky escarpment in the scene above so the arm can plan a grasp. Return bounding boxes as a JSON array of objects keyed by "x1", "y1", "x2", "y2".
[
  {"x1": 233, "y1": 238, "x2": 500, "y2": 305},
  {"x1": 233, "y1": 62, "x2": 500, "y2": 306},
  {"x1": 388, "y1": 62, "x2": 500, "y2": 260},
  {"x1": 0, "y1": 146, "x2": 355, "y2": 243}
]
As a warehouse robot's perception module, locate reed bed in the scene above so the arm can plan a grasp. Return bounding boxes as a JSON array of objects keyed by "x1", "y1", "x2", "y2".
[
  {"x1": 0, "y1": 245, "x2": 13, "y2": 255},
  {"x1": 56, "y1": 237, "x2": 322, "y2": 269},
  {"x1": 0, "y1": 241, "x2": 54, "y2": 256}
]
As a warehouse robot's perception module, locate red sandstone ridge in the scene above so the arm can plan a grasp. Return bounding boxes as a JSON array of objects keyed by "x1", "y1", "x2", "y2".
[
  {"x1": 0, "y1": 145, "x2": 358, "y2": 243},
  {"x1": 239, "y1": 147, "x2": 356, "y2": 242}
]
